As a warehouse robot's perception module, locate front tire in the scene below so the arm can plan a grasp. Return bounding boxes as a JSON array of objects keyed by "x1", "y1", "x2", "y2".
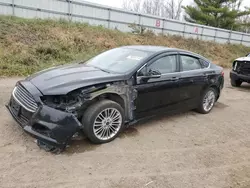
[
  {"x1": 82, "y1": 100, "x2": 124, "y2": 144},
  {"x1": 197, "y1": 88, "x2": 217, "y2": 114},
  {"x1": 231, "y1": 79, "x2": 242, "y2": 87}
]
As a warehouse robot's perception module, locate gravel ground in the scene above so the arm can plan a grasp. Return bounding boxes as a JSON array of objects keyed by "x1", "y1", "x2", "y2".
[{"x1": 1, "y1": 69, "x2": 250, "y2": 188}]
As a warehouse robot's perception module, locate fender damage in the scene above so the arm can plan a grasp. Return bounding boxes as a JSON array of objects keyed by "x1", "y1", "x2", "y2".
[{"x1": 7, "y1": 81, "x2": 137, "y2": 153}]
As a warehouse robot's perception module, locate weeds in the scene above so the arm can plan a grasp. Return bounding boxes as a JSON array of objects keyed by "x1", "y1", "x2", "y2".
[{"x1": 0, "y1": 16, "x2": 250, "y2": 76}]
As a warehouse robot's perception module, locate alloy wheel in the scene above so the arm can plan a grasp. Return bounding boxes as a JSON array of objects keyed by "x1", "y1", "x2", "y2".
[
  {"x1": 93, "y1": 108, "x2": 122, "y2": 141},
  {"x1": 203, "y1": 90, "x2": 216, "y2": 112}
]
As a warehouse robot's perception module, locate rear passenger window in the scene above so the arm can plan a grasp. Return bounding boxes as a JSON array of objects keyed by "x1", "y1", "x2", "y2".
[
  {"x1": 200, "y1": 59, "x2": 210, "y2": 68},
  {"x1": 181, "y1": 55, "x2": 201, "y2": 71}
]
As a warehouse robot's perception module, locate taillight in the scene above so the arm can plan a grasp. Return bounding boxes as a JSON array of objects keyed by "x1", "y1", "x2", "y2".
[{"x1": 221, "y1": 70, "x2": 224, "y2": 76}]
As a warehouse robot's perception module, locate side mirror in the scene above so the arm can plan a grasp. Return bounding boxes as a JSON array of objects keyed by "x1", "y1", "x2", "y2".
[{"x1": 141, "y1": 69, "x2": 161, "y2": 80}]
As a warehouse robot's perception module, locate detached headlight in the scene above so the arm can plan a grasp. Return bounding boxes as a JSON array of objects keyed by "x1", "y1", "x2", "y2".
[
  {"x1": 40, "y1": 85, "x2": 105, "y2": 113},
  {"x1": 233, "y1": 61, "x2": 238, "y2": 71},
  {"x1": 41, "y1": 95, "x2": 82, "y2": 112}
]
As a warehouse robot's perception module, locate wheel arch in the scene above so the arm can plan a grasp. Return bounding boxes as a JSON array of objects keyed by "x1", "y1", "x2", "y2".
[
  {"x1": 79, "y1": 83, "x2": 136, "y2": 123},
  {"x1": 83, "y1": 92, "x2": 127, "y2": 117},
  {"x1": 201, "y1": 84, "x2": 220, "y2": 101},
  {"x1": 94, "y1": 92, "x2": 125, "y2": 110}
]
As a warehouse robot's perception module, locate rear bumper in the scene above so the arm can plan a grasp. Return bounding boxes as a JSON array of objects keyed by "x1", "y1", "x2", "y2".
[
  {"x1": 6, "y1": 98, "x2": 82, "y2": 149},
  {"x1": 230, "y1": 71, "x2": 250, "y2": 82}
]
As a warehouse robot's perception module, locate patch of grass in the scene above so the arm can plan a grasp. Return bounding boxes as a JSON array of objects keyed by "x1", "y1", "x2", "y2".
[{"x1": 0, "y1": 15, "x2": 250, "y2": 76}]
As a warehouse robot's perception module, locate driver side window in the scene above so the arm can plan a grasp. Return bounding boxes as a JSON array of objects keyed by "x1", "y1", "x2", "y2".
[
  {"x1": 137, "y1": 55, "x2": 177, "y2": 76},
  {"x1": 146, "y1": 55, "x2": 177, "y2": 75}
]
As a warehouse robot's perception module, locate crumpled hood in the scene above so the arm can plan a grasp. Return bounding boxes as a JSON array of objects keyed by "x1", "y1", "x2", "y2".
[
  {"x1": 26, "y1": 63, "x2": 124, "y2": 95},
  {"x1": 235, "y1": 57, "x2": 250, "y2": 62}
]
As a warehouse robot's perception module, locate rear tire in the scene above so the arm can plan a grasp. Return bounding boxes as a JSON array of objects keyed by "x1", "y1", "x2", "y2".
[
  {"x1": 231, "y1": 79, "x2": 242, "y2": 87},
  {"x1": 82, "y1": 100, "x2": 124, "y2": 144},
  {"x1": 197, "y1": 88, "x2": 217, "y2": 114}
]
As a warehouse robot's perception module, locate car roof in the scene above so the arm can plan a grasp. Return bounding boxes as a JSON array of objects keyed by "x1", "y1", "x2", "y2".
[
  {"x1": 124, "y1": 45, "x2": 171, "y2": 52},
  {"x1": 123, "y1": 45, "x2": 211, "y2": 62},
  {"x1": 123, "y1": 45, "x2": 196, "y2": 54}
]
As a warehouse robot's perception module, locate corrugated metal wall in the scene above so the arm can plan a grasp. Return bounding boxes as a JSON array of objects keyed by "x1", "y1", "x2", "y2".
[{"x1": 0, "y1": 0, "x2": 250, "y2": 46}]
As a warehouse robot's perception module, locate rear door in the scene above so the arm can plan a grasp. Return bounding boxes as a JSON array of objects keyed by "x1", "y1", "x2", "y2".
[{"x1": 178, "y1": 53, "x2": 208, "y2": 107}]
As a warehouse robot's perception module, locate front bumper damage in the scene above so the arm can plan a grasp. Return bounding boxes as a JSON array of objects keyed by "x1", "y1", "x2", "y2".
[
  {"x1": 7, "y1": 80, "x2": 137, "y2": 153},
  {"x1": 6, "y1": 98, "x2": 82, "y2": 152}
]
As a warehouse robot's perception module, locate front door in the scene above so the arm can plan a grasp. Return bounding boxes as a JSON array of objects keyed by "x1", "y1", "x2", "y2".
[{"x1": 134, "y1": 53, "x2": 181, "y2": 119}]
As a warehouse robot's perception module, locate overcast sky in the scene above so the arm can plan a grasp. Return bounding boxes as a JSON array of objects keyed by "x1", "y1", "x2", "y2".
[
  {"x1": 83, "y1": 0, "x2": 192, "y2": 8},
  {"x1": 83, "y1": 0, "x2": 248, "y2": 9}
]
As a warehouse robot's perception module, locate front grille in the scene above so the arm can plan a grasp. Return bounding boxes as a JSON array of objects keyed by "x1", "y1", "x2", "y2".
[
  {"x1": 12, "y1": 84, "x2": 38, "y2": 112},
  {"x1": 8, "y1": 103, "x2": 29, "y2": 127},
  {"x1": 20, "y1": 114, "x2": 29, "y2": 125},
  {"x1": 236, "y1": 61, "x2": 250, "y2": 75}
]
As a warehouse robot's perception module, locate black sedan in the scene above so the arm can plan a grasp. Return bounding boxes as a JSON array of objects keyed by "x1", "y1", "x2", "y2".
[{"x1": 6, "y1": 46, "x2": 224, "y2": 153}]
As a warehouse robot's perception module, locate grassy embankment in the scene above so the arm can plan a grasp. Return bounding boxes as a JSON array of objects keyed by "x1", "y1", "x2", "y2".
[{"x1": 0, "y1": 16, "x2": 250, "y2": 76}]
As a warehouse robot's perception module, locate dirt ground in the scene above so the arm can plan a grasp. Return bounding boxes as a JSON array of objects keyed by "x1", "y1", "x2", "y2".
[{"x1": 1, "y1": 69, "x2": 250, "y2": 188}]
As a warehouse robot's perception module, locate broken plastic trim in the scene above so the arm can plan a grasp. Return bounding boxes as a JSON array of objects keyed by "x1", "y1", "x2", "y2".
[
  {"x1": 84, "y1": 81, "x2": 138, "y2": 122},
  {"x1": 31, "y1": 105, "x2": 82, "y2": 146}
]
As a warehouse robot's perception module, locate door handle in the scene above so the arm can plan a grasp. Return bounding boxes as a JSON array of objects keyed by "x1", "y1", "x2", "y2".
[
  {"x1": 171, "y1": 77, "x2": 179, "y2": 81},
  {"x1": 204, "y1": 71, "x2": 215, "y2": 76}
]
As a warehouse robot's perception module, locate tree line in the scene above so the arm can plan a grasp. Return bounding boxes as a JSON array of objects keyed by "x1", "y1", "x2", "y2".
[{"x1": 122, "y1": 0, "x2": 250, "y2": 32}]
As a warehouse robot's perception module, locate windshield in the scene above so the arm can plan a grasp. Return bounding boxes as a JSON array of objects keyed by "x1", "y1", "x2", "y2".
[
  {"x1": 248, "y1": 53, "x2": 250, "y2": 57},
  {"x1": 85, "y1": 48, "x2": 152, "y2": 73}
]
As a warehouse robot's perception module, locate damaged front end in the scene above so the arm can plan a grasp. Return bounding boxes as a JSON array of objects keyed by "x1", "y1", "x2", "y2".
[
  {"x1": 230, "y1": 58, "x2": 250, "y2": 84},
  {"x1": 7, "y1": 80, "x2": 137, "y2": 153},
  {"x1": 6, "y1": 81, "x2": 83, "y2": 153}
]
